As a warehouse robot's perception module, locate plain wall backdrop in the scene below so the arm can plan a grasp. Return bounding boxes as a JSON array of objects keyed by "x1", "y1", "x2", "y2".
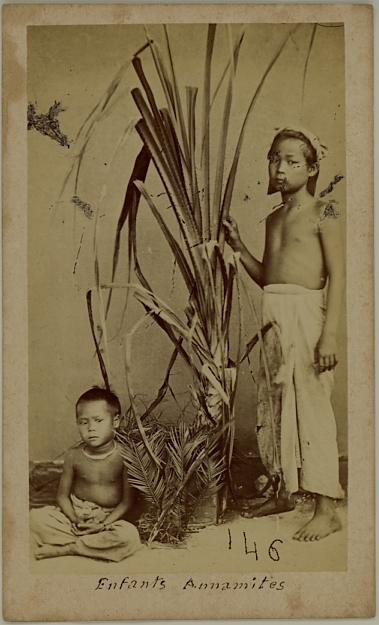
[{"x1": 27, "y1": 23, "x2": 347, "y2": 461}]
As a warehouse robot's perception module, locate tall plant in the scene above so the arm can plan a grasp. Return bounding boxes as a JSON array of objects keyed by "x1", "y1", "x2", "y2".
[{"x1": 65, "y1": 24, "x2": 301, "y2": 538}]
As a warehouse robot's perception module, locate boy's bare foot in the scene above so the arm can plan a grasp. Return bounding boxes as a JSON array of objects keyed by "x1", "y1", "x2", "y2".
[
  {"x1": 293, "y1": 495, "x2": 341, "y2": 541},
  {"x1": 35, "y1": 543, "x2": 77, "y2": 559},
  {"x1": 241, "y1": 493, "x2": 295, "y2": 518}
]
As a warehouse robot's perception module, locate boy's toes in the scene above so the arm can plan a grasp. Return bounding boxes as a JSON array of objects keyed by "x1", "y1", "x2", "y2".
[
  {"x1": 293, "y1": 528, "x2": 305, "y2": 541},
  {"x1": 293, "y1": 527, "x2": 315, "y2": 541}
]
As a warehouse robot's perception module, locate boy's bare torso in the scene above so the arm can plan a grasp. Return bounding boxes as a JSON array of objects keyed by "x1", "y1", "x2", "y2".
[
  {"x1": 263, "y1": 199, "x2": 327, "y2": 289},
  {"x1": 71, "y1": 444, "x2": 124, "y2": 508}
]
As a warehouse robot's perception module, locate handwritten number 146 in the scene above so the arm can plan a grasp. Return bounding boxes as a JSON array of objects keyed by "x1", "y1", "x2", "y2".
[{"x1": 228, "y1": 530, "x2": 283, "y2": 561}]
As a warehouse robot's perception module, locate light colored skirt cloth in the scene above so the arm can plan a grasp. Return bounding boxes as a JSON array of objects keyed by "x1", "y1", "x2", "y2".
[
  {"x1": 30, "y1": 494, "x2": 141, "y2": 562},
  {"x1": 257, "y1": 284, "x2": 344, "y2": 499}
]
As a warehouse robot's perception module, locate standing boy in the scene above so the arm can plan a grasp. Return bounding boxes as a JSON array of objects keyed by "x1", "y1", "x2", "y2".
[
  {"x1": 224, "y1": 126, "x2": 345, "y2": 541},
  {"x1": 30, "y1": 387, "x2": 141, "y2": 561}
]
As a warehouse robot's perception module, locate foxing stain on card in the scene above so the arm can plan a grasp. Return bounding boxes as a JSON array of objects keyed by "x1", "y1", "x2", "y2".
[
  {"x1": 71, "y1": 196, "x2": 93, "y2": 219},
  {"x1": 27, "y1": 102, "x2": 70, "y2": 148}
]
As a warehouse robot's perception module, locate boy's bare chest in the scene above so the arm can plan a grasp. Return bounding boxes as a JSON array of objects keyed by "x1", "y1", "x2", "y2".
[
  {"x1": 74, "y1": 453, "x2": 123, "y2": 485},
  {"x1": 268, "y1": 209, "x2": 318, "y2": 249}
]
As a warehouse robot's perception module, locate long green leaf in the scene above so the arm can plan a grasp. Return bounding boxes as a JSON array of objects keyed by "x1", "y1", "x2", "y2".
[
  {"x1": 302, "y1": 24, "x2": 317, "y2": 105},
  {"x1": 124, "y1": 313, "x2": 164, "y2": 467},
  {"x1": 200, "y1": 28, "x2": 245, "y2": 169},
  {"x1": 160, "y1": 107, "x2": 188, "y2": 186},
  {"x1": 139, "y1": 343, "x2": 181, "y2": 421},
  {"x1": 201, "y1": 24, "x2": 216, "y2": 242},
  {"x1": 133, "y1": 86, "x2": 187, "y2": 199},
  {"x1": 126, "y1": 197, "x2": 195, "y2": 371},
  {"x1": 132, "y1": 56, "x2": 166, "y2": 136},
  {"x1": 221, "y1": 261, "x2": 235, "y2": 342},
  {"x1": 219, "y1": 24, "x2": 300, "y2": 249},
  {"x1": 201, "y1": 364, "x2": 229, "y2": 405},
  {"x1": 239, "y1": 270, "x2": 280, "y2": 475},
  {"x1": 93, "y1": 194, "x2": 112, "y2": 378},
  {"x1": 131, "y1": 132, "x2": 208, "y2": 330},
  {"x1": 186, "y1": 86, "x2": 202, "y2": 234},
  {"x1": 133, "y1": 292, "x2": 189, "y2": 339},
  {"x1": 135, "y1": 119, "x2": 200, "y2": 250},
  {"x1": 133, "y1": 57, "x2": 190, "y2": 193},
  {"x1": 144, "y1": 27, "x2": 178, "y2": 126},
  {"x1": 163, "y1": 25, "x2": 190, "y2": 168},
  {"x1": 59, "y1": 48, "x2": 137, "y2": 202},
  {"x1": 134, "y1": 181, "x2": 196, "y2": 294},
  {"x1": 239, "y1": 322, "x2": 273, "y2": 362},
  {"x1": 106, "y1": 145, "x2": 151, "y2": 318},
  {"x1": 86, "y1": 289, "x2": 110, "y2": 389},
  {"x1": 211, "y1": 25, "x2": 244, "y2": 239}
]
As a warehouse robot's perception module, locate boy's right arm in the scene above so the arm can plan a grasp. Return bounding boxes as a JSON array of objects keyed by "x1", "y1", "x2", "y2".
[
  {"x1": 223, "y1": 218, "x2": 265, "y2": 287},
  {"x1": 56, "y1": 450, "x2": 78, "y2": 524}
]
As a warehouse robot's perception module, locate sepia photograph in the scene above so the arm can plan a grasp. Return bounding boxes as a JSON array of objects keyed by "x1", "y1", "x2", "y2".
[
  {"x1": 3, "y1": 3, "x2": 374, "y2": 621},
  {"x1": 27, "y1": 20, "x2": 348, "y2": 573}
]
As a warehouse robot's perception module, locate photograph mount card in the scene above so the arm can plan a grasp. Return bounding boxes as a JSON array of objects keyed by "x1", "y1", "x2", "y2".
[{"x1": 3, "y1": 3, "x2": 374, "y2": 620}]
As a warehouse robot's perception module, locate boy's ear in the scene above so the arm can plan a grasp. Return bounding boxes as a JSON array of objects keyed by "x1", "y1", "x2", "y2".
[
  {"x1": 308, "y1": 162, "x2": 319, "y2": 178},
  {"x1": 113, "y1": 413, "x2": 120, "y2": 428}
]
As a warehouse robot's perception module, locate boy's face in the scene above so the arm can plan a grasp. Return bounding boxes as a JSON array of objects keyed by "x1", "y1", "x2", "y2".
[
  {"x1": 268, "y1": 138, "x2": 318, "y2": 194},
  {"x1": 76, "y1": 400, "x2": 119, "y2": 448}
]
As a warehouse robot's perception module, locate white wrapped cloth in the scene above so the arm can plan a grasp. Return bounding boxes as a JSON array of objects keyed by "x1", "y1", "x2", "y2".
[
  {"x1": 30, "y1": 494, "x2": 141, "y2": 562},
  {"x1": 257, "y1": 283, "x2": 344, "y2": 499}
]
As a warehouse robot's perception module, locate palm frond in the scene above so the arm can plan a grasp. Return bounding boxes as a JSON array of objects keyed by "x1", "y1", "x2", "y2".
[
  {"x1": 148, "y1": 422, "x2": 229, "y2": 542},
  {"x1": 118, "y1": 431, "x2": 166, "y2": 508}
]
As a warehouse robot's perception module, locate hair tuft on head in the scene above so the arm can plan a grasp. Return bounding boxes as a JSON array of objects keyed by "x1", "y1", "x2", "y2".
[
  {"x1": 76, "y1": 386, "x2": 121, "y2": 416},
  {"x1": 267, "y1": 126, "x2": 327, "y2": 197},
  {"x1": 268, "y1": 129, "x2": 318, "y2": 166}
]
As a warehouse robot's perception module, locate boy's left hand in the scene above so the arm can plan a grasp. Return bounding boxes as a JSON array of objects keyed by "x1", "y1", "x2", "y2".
[
  {"x1": 72, "y1": 521, "x2": 105, "y2": 535},
  {"x1": 314, "y1": 334, "x2": 338, "y2": 372}
]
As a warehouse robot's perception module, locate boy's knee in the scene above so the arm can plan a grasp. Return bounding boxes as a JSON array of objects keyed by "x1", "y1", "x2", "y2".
[
  {"x1": 29, "y1": 506, "x2": 43, "y2": 529},
  {"x1": 113, "y1": 521, "x2": 141, "y2": 545},
  {"x1": 29, "y1": 507, "x2": 52, "y2": 543}
]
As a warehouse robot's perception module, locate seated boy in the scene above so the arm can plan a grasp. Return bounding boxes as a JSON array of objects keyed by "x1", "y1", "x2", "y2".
[
  {"x1": 30, "y1": 387, "x2": 141, "y2": 561},
  {"x1": 223, "y1": 126, "x2": 345, "y2": 541}
]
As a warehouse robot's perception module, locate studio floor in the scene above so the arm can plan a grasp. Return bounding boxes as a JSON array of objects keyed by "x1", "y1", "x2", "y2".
[{"x1": 30, "y1": 459, "x2": 348, "y2": 575}]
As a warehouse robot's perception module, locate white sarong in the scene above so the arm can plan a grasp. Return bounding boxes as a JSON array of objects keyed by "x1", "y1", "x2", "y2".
[
  {"x1": 30, "y1": 494, "x2": 141, "y2": 562},
  {"x1": 257, "y1": 283, "x2": 344, "y2": 499}
]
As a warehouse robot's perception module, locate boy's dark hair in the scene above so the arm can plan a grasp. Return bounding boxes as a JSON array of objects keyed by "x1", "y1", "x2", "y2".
[
  {"x1": 267, "y1": 129, "x2": 320, "y2": 196},
  {"x1": 76, "y1": 387, "x2": 121, "y2": 417},
  {"x1": 268, "y1": 129, "x2": 318, "y2": 166}
]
